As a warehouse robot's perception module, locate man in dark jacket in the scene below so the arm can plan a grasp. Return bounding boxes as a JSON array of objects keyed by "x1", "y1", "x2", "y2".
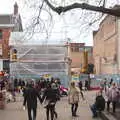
[
  {"x1": 90, "y1": 91, "x2": 105, "y2": 118},
  {"x1": 23, "y1": 83, "x2": 42, "y2": 120},
  {"x1": 41, "y1": 83, "x2": 60, "y2": 120}
]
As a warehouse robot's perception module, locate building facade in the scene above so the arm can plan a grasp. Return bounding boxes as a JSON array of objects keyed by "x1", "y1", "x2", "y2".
[
  {"x1": 69, "y1": 43, "x2": 93, "y2": 73},
  {"x1": 0, "y1": 2, "x2": 23, "y2": 72},
  {"x1": 93, "y1": 14, "x2": 118, "y2": 74}
]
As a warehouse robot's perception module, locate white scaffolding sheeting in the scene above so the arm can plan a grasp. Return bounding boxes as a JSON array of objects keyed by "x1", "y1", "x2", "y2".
[{"x1": 10, "y1": 45, "x2": 68, "y2": 78}]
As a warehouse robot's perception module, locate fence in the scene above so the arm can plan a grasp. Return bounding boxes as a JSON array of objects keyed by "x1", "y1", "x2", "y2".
[{"x1": 79, "y1": 74, "x2": 120, "y2": 88}]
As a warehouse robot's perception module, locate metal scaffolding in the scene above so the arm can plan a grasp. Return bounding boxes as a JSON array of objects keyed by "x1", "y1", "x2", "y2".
[{"x1": 10, "y1": 45, "x2": 68, "y2": 80}]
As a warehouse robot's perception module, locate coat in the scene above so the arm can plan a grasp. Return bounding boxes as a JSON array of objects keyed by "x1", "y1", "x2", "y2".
[
  {"x1": 41, "y1": 88, "x2": 60, "y2": 103},
  {"x1": 23, "y1": 86, "x2": 41, "y2": 109},
  {"x1": 68, "y1": 87, "x2": 80, "y2": 104},
  {"x1": 106, "y1": 86, "x2": 119, "y2": 102}
]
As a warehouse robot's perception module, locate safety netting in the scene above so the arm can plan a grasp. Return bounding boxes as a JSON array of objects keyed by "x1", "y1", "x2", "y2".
[{"x1": 10, "y1": 45, "x2": 69, "y2": 86}]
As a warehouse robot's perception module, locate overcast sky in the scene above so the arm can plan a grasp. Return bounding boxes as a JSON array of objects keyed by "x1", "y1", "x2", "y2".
[{"x1": 0, "y1": 0, "x2": 120, "y2": 46}]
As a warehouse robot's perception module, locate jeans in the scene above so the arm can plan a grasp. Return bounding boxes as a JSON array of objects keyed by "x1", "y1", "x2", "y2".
[
  {"x1": 46, "y1": 103, "x2": 57, "y2": 120},
  {"x1": 90, "y1": 104, "x2": 97, "y2": 117},
  {"x1": 71, "y1": 103, "x2": 78, "y2": 116},
  {"x1": 27, "y1": 107, "x2": 36, "y2": 120},
  {"x1": 107, "y1": 100, "x2": 116, "y2": 113}
]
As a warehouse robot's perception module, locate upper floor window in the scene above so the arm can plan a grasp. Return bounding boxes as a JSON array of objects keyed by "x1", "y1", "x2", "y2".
[
  {"x1": 71, "y1": 47, "x2": 80, "y2": 52},
  {"x1": 71, "y1": 47, "x2": 74, "y2": 52},
  {"x1": 74, "y1": 47, "x2": 79, "y2": 52},
  {"x1": 0, "y1": 30, "x2": 2, "y2": 39}
]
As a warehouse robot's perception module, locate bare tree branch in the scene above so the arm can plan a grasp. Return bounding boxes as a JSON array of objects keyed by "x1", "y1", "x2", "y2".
[{"x1": 44, "y1": 0, "x2": 120, "y2": 16}]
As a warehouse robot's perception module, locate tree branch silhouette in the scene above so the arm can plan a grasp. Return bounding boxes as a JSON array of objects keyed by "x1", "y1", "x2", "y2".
[{"x1": 44, "y1": 0, "x2": 120, "y2": 17}]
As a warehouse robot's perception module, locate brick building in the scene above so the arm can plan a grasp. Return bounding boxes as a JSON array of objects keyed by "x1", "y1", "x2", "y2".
[
  {"x1": 93, "y1": 12, "x2": 119, "y2": 74},
  {"x1": 0, "y1": 2, "x2": 23, "y2": 72},
  {"x1": 69, "y1": 43, "x2": 93, "y2": 73}
]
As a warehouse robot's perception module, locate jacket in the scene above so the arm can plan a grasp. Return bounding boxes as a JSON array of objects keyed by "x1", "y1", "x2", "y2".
[
  {"x1": 107, "y1": 86, "x2": 119, "y2": 102},
  {"x1": 95, "y1": 95, "x2": 105, "y2": 111},
  {"x1": 23, "y1": 86, "x2": 41, "y2": 109},
  {"x1": 68, "y1": 87, "x2": 80, "y2": 104},
  {"x1": 42, "y1": 88, "x2": 60, "y2": 103}
]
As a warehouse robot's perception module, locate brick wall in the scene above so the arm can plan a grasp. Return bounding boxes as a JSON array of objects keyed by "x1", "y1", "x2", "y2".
[
  {"x1": 0, "y1": 28, "x2": 11, "y2": 59},
  {"x1": 71, "y1": 51, "x2": 84, "y2": 68},
  {"x1": 93, "y1": 15, "x2": 117, "y2": 74}
]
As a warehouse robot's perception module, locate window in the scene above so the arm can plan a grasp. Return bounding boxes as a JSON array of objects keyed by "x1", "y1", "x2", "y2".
[
  {"x1": 79, "y1": 48, "x2": 84, "y2": 52},
  {"x1": 3, "y1": 60, "x2": 10, "y2": 73},
  {"x1": 71, "y1": 47, "x2": 74, "y2": 52},
  {"x1": 75, "y1": 47, "x2": 79, "y2": 52},
  {"x1": 0, "y1": 30, "x2": 2, "y2": 39},
  {"x1": 71, "y1": 47, "x2": 79, "y2": 52}
]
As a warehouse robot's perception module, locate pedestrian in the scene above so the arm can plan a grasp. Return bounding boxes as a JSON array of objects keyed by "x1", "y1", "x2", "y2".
[
  {"x1": 90, "y1": 90, "x2": 105, "y2": 118},
  {"x1": 100, "y1": 80, "x2": 104, "y2": 91},
  {"x1": 23, "y1": 82, "x2": 42, "y2": 120},
  {"x1": 110, "y1": 78, "x2": 113, "y2": 86},
  {"x1": 41, "y1": 83, "x2": 60, "y2": 120},
  {"x1": 68, "y1": 81, "x2": 84, "y2": 117},
  {"x1": 106, "y1": 82, "x2": 120, "y2": 113},
  {"x1": 78, "y1": 81, "x2": 83, "y2": 91},
  {"x1": 85, "y1": 80, "x2": 89, "y2": 90},
  {"x1": 104, "y1": 78, "x2": 107, "y2": 93}
]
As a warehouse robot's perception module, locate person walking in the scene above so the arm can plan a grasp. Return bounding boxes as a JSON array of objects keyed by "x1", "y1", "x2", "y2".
[
  {"x1": 85, "y1": 80, "x2": 89, "y2": 90},
  {"x1": 41, "y1": 83, "x2": 60, "y2": 120},
  {"x1": 68, "y1": 81, "x2": 84, "y2": 117},
  {"x1": 106, "y1": 82, "x2": 120, "y2": 113},
  {"x1": 23, "y1": 82, "x2": 42, "y2": 120},
  {"x1": 78, "y1": 81, "x2": 83, "y2": 91}
]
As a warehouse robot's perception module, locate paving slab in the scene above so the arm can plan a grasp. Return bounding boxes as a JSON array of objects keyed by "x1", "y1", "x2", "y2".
[{"x1": 0, "y1": 91, "x2": 102, "y2": 120}]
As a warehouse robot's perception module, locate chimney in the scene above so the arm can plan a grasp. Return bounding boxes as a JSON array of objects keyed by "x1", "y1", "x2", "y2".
[{"x1": 14, "y1": 2, "x2": 18, "y2": 15}]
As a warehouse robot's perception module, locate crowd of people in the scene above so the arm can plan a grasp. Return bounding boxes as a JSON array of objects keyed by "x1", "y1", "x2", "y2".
[
  {"x1": 22, "y1": 77, "x2": 61, "y2": 120},
  {"x1": 90, "y1": 78, "x2": 120, "y2": 118},
  {"x1": 0, "y1": 76, "x2": 120, "y2": 120}
]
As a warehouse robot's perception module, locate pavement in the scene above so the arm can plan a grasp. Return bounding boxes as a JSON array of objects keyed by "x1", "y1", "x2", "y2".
[
  {"x1": 0, "y1": 90, "x2": 113, "y2": 120},
  {"x1": 101, "y1": 105, "x2": 120, "y2": 120}
]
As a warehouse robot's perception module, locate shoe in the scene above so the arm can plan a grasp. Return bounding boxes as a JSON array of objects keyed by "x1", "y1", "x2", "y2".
[
  {"x1": 92, "y1": 115, "x2": 97, "y2": 118},
  {"x1": 73, "y1": 114, "x2": 79, "y2": 117},
  {"x1": 54, "y1": 112, "x2": 58, "y2": 119}
]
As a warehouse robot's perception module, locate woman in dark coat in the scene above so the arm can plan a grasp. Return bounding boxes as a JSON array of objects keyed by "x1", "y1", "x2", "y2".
[{"x1": 41, "y1": 83, "x2": 60, "y2": 120}]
